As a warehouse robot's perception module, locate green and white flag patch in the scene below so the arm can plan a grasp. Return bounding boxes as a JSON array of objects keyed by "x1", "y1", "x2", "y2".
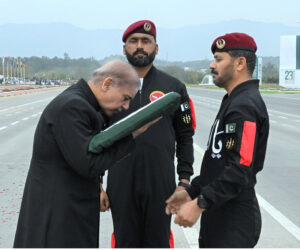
[{"x1": 225, "y1": 123, "x2": 236, "y2": 134}]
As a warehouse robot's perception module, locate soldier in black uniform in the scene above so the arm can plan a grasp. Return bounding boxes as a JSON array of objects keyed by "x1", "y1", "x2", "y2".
[
  {"x1": 166, "y1": 33, "x2": 269, "y2": 248},
  {"x1": 102, "y1": 20, "x2": 195, "y2": 247}
]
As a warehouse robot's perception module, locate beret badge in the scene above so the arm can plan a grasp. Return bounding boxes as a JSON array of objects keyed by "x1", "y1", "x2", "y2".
[
  {"x1": 216, "y1": 39, "x2": 226, "y2": 49},
  {"x1": 144, "y1": 23, "x2": 151, "y2": 32}
]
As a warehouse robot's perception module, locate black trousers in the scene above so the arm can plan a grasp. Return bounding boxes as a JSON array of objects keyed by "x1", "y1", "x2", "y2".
[
  {"x1": 107, "y1": 160, "x2": 175, "y2": 248},
  {"x1": 199, "y1": 193, "x2": 261, "y2": 248}
]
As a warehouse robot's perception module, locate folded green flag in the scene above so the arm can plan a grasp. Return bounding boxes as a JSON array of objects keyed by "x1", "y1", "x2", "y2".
[{"x1": 89, "y1": 92, "x2": 181, "y2": 153}]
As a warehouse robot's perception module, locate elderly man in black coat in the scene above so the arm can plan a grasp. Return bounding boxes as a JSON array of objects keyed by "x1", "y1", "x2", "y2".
[{"x1": 13, "y1": 60, "x2": 154, "y2": 248}]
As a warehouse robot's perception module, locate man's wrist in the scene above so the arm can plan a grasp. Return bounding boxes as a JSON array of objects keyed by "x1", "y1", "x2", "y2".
[
  {"x1": 197, "y1": 194, "x2": 210, "y2": 210},
  {"x1": 178, "y1": 181, "x2": 191, "y2": 189}
]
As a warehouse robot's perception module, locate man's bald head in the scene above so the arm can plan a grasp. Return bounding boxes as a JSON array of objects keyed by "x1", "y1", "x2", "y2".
[
  {"x1": 91, "y1": 60, "x2": 140, "y2": 90},
  {"x1": 88, "y1": 60, "x2": 140, "y2": 116}
]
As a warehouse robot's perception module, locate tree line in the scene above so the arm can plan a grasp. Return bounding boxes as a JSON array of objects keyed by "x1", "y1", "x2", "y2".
[{"x1": 0, "y1": 54, "x2": 279, "y2": 84}]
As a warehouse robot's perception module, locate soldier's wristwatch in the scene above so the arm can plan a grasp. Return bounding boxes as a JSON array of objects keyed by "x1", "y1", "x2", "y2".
[
  {"x1": 178, "y1": 181, "x2": 191, "y2": 189},
  {"x1": 197, "y1": 194, "x2": 209, "y2": 209}
]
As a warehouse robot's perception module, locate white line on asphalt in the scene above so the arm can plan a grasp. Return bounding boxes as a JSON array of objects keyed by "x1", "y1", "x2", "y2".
[
  {"x1": 277, "y1": 116, "x2": 288, "y2": 119},
  {"x1": 180, "y1": 143, "x2": 206, "y2": 248},
  {"x1": 11, "y1": 121, "x2": 19, "y2": 125},
  {"x1": 194, "y1": 143, "x2": 205, "y2": 156},
  {"x1": 188, "y1": 143, "x2": 300, "y2": 246},
  {"x1": 268, "y1": 110, "x2": 300, "y2": 119},
  {"x1": 190, "y1": 93, "x2": 300, "y2": 120},
  {"x1": 182, "y1": 228, "x2": 199, "y2": 248},
  {"x1": 31, "y1": 114, "x2": 38, "y2": 117},
  {"x1": 269, "y1": 120, "x2": 277, "y2": 124},
  {"x1": 257, "y1": 194, "x2": 300, "y2": 242},
  {"x1": 192, "y1": 100, "x2": 219, "y2": 109},
  {"x1": 0, "y1": 126, "x2": 7, "y2": 131},
  {"x1": 22, "y1": 117, "x2": 29, "y2": 121},
  {"x1": 0, "y1": 98, "x2": 52, "y2": 113}
]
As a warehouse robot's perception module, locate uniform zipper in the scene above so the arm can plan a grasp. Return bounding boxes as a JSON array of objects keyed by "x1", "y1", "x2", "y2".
[{"x1": 139, "y1": 89, "x2": 142, "y2": 108}]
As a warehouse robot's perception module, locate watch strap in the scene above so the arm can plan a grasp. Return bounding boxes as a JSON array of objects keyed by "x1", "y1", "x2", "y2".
[{"x1": 178, "y1": 181, "x2": 191, "y2": 189}]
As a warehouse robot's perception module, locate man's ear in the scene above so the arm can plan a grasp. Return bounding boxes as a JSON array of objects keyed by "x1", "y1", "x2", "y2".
[
  {"x1": 123, "y1": 45, "x2": 126, "y2": 56},
  {"x1": 236, "y1": 57, "x2": 247, "y2": 72},
  {"x1": 101, "y1": 77, "x2": 113, "y2": 91},
  {"x1": 155, "y1": 44, "x2": 159, "y2": 55}
]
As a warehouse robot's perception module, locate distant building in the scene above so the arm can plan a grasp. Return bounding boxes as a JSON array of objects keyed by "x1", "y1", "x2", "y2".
[{"x1": 279, "y1": 35, "x2": 300, "y2": 89}]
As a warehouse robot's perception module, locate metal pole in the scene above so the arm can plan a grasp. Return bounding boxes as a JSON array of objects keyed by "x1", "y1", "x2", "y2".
[
  {"x1": 13, "y1": 58, "x2": 15, "y2": 81},
  {"x1": 7, "y1": 58, "x2": 9, "y2": 84},
  {"x1": 2, "y1": 57, "x2": 4, "y2": 84},
  {"x1": 10, "y1": 59, "x2": 12, "y2": 84}
]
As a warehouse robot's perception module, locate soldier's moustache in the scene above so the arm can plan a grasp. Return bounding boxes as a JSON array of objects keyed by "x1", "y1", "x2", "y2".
[
  {"x1": 211, "y1": 69, "x2": 218, "y2": 75},
  {"x1": 133, "y1": 48, "x2": 148, "y2": 56}
]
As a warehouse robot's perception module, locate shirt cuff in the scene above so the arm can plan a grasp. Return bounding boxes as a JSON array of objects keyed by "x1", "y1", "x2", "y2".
[
  {"x1": 178, "y1": 173, "x2": 191, "y2": 182},
  {"x1": 186, "y1": 184, "x2": 201, "y2": 199}
]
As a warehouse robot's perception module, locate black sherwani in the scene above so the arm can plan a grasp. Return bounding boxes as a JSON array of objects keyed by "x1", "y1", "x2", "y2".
[{"x1": 13, "y1": 79, "x2": 134, "y2": 248}]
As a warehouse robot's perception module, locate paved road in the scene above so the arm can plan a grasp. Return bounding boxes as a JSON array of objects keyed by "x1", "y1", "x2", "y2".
[
  {"x1": 0, "y1": 87, "x2": 299, "y2": 247},
  {"x1": 188, "y1": 88, "x2": 300, "y2": 248}
]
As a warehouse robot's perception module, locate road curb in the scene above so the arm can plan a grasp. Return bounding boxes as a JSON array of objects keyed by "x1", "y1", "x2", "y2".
[{"x1": 0, "y1": 86, "x2": 67, "y2": 98}]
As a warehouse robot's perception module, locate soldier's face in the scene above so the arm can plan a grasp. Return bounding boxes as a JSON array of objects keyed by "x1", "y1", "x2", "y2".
[
  {"x1": 123, "y1": 33, "x2": 158, "y2": 67},
  {"x1": 210, "y1": 52, "x2": 234, "y2": 88}
]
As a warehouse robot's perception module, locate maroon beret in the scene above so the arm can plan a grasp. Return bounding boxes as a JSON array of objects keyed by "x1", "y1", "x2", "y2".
[
  {"x1": 122, "y1": 20, "x2": 156, "y2": 42},
  {"x1": 211, "y1": 32, "x2": 257, "y2": 54}
]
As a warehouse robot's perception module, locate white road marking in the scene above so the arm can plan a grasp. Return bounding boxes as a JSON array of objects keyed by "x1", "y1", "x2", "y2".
[
  {"x1": 257, "y1": 194, "x2": 300, "y2": 242},
  {"x1": 0, "y1": 98, "x2": 52, "y2": 113},
  {"x1": 268, "y1": 109, "x2": 300, "y2": 120},
  {"x1": 11, "y1": 121, "x2": 19, "y2": 125},
  {"x1": 183, "y1": 143, "x2": 300, "y2": 247},
  {"x1": 0, "y1": 126, "x2": 7, "y2": 131},
  {"x1": 31, "y1": 114, "x2": 38, "y2": 117},
  {"x1": 180, "y1": 143, "x2": 205, "y2": 248},
  {"x1": 21, "y1": 117, "x2": 29, "y2": 121},
  {"x1": 277, "y1": 116, "x2": 288, "y2": 119},
  {"x1": 269, "y1": 120, "x2": 277, "y2": 124},
  {"x1": 193, "y1": 143, "x2": 205, "y2": 156},
  {"x1": 182, "y1": 228, "x2": 199, "y2": 248}
]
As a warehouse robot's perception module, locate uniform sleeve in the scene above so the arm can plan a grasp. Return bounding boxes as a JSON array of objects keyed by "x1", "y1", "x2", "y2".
[
  {"x1": 173, "y1": 84, "x2": 195, "y2": 181},
  {"x1": 51, "y1": 101, "x2": 135, "y2": 179},
  {"x1": 201, "y1": 106, "x2": 258, "y2": 207}
]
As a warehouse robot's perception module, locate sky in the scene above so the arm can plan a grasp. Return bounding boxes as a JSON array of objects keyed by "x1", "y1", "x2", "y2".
[{"x1": 1, "y1": 0, "x2": 300, "y2": 30}]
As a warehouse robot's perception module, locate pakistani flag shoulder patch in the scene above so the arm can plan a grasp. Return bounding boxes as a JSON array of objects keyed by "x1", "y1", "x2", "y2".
[{"x1": 225, "y1": 123, "x2": 236, "y2": 134}]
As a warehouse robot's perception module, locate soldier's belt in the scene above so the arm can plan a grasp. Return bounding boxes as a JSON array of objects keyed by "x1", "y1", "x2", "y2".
[{"x1": 88, "y1": 92, "x2": 181, "y2": 153}]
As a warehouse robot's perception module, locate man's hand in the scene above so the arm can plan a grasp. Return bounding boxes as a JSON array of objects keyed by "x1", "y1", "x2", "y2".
[
  {"x1": 132, "y1": 116, "x2": 162, "y2": 138},
  {"x1": 100, "y1": 186, "x2": 110, "y2": 212},
  {"x1": 174, "y1": 199, "x2": 204, "y2": 227},
  {"x1": 174, "y1": 186, "x2": 185, "y2": 192},
  {"x1": 165, "y1": 190, "x2": 191, "y2": 215}
]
